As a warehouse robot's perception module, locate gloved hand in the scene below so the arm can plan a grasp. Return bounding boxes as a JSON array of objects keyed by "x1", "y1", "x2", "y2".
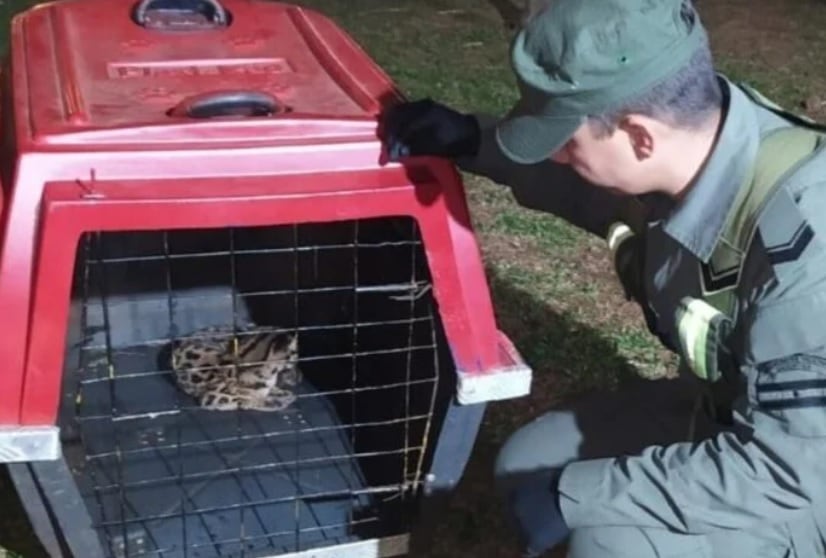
[
  {"x1": 380, "y1": 99, "x2": 481, "y2": 161},
  {"x1": 508, "y1": 469, "x2": 571, "y2": 557}
]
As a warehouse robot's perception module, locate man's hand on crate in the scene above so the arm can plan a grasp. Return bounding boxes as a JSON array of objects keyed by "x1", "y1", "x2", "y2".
[{"x1": 381, "y1": 99, "x2": 481, "y2": 160}]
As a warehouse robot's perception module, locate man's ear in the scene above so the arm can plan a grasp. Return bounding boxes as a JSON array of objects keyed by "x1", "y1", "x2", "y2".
[{"x1": 618, "y1": 115, "x2": 654, "y2": 161}]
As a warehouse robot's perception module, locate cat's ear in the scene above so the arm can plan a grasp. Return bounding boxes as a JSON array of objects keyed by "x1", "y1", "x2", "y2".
[
  {"x1": 267, "y1": 333, "x2": 298, "y2": 358},
  {"x1": 286, "y1": 334, "x2": 298, "y2": 353}
]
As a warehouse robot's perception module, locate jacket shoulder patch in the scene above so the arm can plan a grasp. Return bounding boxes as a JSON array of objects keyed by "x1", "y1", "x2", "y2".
[{"x1": 757, "y1": 185, "x2": 818, "y2": 266}]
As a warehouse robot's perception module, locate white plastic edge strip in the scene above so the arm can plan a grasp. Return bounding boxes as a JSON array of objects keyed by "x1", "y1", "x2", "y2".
[
  {"x1": 0, "y1": 426, "x2": 61, "y2": 462},
  {"x1": 456, "y1": 364, "x2": 532, "y2": 405},
  {"x1": 607, "y1": 222, "x2": 633, "y2": 253}
]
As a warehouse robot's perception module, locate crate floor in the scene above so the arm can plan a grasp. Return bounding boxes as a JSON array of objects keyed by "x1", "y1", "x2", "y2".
[{"x1": 62, "y1": 344, "x2": 374, "y2": 558}]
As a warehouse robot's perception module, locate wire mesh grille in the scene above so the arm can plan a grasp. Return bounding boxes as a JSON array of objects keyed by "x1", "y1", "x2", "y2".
[{"x1": 58, "y1": 217, "x2": 445, "y2": 558}]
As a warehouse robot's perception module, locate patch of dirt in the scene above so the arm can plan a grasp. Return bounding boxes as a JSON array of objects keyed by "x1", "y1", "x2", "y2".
[
  {"x1": 700, "y1": 0, "x2": 805, "y2": 58},
  {"x1": 698, "y1": 0, "x2": 826, "y2": 120}
]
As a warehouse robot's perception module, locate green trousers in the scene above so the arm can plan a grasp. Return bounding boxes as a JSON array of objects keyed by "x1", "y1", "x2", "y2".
[{"x1": 494, "y1": 376, "x2": 825, "y2": 557}]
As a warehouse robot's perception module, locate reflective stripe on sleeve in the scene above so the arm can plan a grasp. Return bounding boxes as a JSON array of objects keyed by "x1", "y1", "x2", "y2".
[
  {"x1": 607, "y1": 222, "x2": 634, "y2": 254},
  {"x1": 675, "y1": 297, "x2": 732, "y2": 382}
]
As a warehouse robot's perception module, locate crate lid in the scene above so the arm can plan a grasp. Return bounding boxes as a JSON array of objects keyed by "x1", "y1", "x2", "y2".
[{"x1": 11, "y1": 0, "x2": 402, "y2": 148}]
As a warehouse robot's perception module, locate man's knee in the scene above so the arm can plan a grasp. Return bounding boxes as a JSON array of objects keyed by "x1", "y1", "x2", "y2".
[
  {"x1": 494, "y1": 378, "x2": 710, "y2": 486},
  {"x1": 493, "y1": 410, "x2": 581, "y2": 490},
  {"x1": 567, "y1": 526, "x2": 712, "y2": 558}
]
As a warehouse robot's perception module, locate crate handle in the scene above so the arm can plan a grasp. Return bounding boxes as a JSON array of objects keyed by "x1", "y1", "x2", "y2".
[
  {"x1": 168, "y1": 90, "x2": 282, "y2": 118},
  {"x1": 133, "y1": 0, "x2": 229, "y2": 30}
]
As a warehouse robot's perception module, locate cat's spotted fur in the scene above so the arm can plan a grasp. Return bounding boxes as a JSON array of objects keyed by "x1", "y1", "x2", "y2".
[{"x1": 169, "y1": 324, "x2": 300, "y2": 411}]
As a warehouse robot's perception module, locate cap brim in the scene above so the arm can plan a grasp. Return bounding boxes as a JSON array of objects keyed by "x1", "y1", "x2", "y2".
[{"x1": 495, "y1": 113, "x2": 582, "y2": 165}]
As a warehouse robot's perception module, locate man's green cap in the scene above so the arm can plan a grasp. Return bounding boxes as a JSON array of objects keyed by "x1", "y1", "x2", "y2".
[{"x1": 496, "y1": 0, "x2": 709, "y2": 164}]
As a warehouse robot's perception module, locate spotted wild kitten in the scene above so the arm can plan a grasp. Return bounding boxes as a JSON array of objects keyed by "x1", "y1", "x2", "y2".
[{"x1": 169, "y1": 324, "x2": 301, "y2": 411}]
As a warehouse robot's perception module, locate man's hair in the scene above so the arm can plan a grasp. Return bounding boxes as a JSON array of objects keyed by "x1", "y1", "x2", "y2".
[
  {"x1": 523, "y1": 0, "x2": 723, "y2": 136},
  {"x1": 587, "y1": 1, "x2": 723, "y2": 136}
]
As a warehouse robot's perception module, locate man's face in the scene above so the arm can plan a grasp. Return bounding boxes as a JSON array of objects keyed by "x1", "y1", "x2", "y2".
[{"x1": 550, "y1": 117, "x2": 654, "y2": 195}]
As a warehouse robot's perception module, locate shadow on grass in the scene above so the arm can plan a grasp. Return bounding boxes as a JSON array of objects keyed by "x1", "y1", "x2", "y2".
[{"x1": 487, "y1": 264, "x2": 644, "y2": 399}]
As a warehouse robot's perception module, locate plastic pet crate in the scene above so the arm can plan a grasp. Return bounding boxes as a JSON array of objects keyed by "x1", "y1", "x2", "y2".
[{"x1": 0, "y1": 0, "x2": 532, "y2": 557}]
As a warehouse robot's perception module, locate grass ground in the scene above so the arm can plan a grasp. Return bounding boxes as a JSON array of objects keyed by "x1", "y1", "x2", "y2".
[{"x1": 0, "y1": 0, "x2": 825, "y2": 556}]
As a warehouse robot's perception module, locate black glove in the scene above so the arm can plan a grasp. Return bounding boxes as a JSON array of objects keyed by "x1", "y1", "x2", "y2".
[
  {"x1": 380, "y1": 99, "x2": 481, "y2": 161},
  {"x1": 508, "y1": 469, "x2": 571, "y2": 557}
]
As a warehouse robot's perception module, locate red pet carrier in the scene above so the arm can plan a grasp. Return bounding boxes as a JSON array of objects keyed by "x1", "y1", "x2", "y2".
[{"x1": 0, "y1": 0, "x2": 532, "y2": 556}]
